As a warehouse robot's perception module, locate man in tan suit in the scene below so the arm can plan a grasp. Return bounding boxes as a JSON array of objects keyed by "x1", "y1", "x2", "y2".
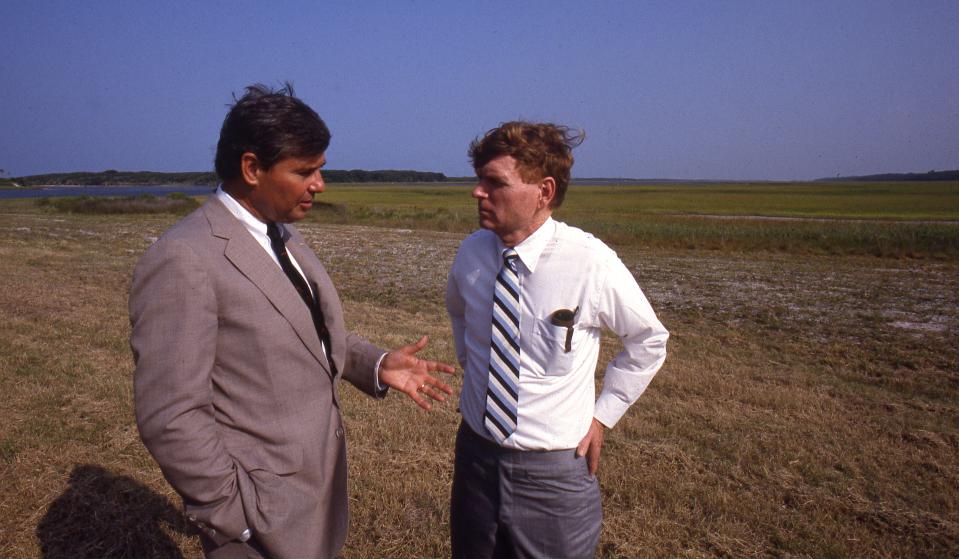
[{"x1": 130, "y1": 84, "x2": 454, "y2": 558}]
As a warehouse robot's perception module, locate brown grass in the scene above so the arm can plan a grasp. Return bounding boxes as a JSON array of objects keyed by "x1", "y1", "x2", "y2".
[{"x1": 1, "y1": 198, "x2": 957, "y2": 558}]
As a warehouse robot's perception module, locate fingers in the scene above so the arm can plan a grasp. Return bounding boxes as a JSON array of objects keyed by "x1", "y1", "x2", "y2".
[
  {"x1": 575, "y1": 427, "x2": 593, "y2": 457},
  {"x1": 383, "y1": 336, "x2": 459, "y2": 411},
  {"x1": 395, "y1": 336, "x2": 457, "y2": 374},
  {"x1": 405, "y1": 380, "x2": 449, "y2": 412},
  {"x1": 576, "y1": 436, "x2": 600, "y2": 474},
  {"x1": 416, "y1": 357, "x2": 456, "y2": 376},
  {"x1": 429, "y1": 360, "x2": 457, "y2": 375},
  {"x1": 409, "y1": 391, "x2": 432, "y2": 411},
  {"x1": 576, "y1": 422, "x2": 604, "y2": 475},
  {"x1": 585, "y1": 438, "x2": 602, "y2": 475},
  {"x1": 402, "y1": 335, "x2": 429, "y2": 355},
  {"x1": 420, "y1": 369, "x2": 454, "y2": 394},
  {"x1": 417, "y1": 379, "x2": 451, "y2": 399}
]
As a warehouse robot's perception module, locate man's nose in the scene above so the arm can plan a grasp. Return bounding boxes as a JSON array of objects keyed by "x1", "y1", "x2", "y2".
[
  {"x1": 471, "y1": 184, "x2": 487, "y2": 199},
  {"x1": 309, "y1": 172, "x2": 325, "y2": 193}
]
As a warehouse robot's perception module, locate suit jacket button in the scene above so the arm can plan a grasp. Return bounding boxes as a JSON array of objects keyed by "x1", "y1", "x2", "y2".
[{"x1": 335, "y1": 427, "x2": 344, "y2": 438}]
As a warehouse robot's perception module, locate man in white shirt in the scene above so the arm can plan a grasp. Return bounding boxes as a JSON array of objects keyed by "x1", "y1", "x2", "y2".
[{"x1": 446, "y1": 121, "x2": 669, "y2": 558}]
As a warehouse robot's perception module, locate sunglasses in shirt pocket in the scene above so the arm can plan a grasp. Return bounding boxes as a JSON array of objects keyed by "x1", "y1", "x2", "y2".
[{"x1": 532, "y1": 306, "x2": 580, "y2": 376}]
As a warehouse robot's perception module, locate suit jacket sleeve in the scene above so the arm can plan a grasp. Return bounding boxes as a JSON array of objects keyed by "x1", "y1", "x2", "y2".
[
  {"x1": 130, "y1": 237, "x2": 247, "y2": 544},
  {"x1": 341, "y1": 332, "x2": 386, "y2": 397}
]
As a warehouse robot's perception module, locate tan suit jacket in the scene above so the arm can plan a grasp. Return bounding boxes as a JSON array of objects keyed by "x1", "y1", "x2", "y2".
[{"x1": 130, "y1": 196, "x2": 383, "y2": 558}]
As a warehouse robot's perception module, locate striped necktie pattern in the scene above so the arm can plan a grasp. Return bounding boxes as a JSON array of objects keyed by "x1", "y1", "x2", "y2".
[{"x1": 485, "y1": 248, "x2": 521, "y2": 443}]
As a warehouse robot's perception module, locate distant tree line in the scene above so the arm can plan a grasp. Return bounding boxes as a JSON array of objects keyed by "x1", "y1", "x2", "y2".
[
  {"x1": 11, "y1": 169, "x2": 448, "y2": 186},
  {"x1": 821, "y1": 169, "x2": 959, "y2": 182},
  {"x1": 326, "y1": 169, "x2": 447, "y2": 182},
  {"x1": 13, "y1": 170, "x2": 218, "y2": 186}
]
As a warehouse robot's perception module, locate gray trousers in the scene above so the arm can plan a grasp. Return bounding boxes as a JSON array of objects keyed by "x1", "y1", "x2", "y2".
[{"x1": 450, "y1": 422, "x2": 602, "y2": 559}]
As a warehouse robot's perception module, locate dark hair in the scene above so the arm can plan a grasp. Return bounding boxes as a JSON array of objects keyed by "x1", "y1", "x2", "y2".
[
  {"x1": 469, "y1": 121, "x2": 584, "y2": 208},
  {"x1": 214, "y1": 83, "x2": 331, "y2": 181}
]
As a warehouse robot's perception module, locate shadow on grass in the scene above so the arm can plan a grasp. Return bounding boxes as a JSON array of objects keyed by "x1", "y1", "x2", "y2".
[{"x1": 37, "y1": 464, "x2": 194, "y2": 558}]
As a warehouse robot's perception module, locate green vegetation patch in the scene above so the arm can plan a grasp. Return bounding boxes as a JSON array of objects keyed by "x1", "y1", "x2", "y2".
[
  {"x1": 303, "y1": 181, "x2": 959, "y2": 259},
  {"x1": 35, "y1": 193, "x2": 200, "y2": 215},
  {"x1": 564, "y1": 181, "x2": 959, "y2": 220}
]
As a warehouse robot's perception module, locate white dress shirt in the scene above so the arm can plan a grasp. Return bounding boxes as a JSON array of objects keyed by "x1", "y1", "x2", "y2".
[{"x1": 446, "y1": 218, "x2": 669, "y2": 450}]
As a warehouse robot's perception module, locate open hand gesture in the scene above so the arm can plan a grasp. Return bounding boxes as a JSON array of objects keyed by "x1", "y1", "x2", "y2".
[{"x1": 379, "y1": 336, "x2": 456, "y2": 410}]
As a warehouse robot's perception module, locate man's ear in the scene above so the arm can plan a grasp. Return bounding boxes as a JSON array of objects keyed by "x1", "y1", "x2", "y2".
[
  {"x1": 538, "y1": 176, "x2": 557, "y2": 209},
  {"x1": 239, "y1": 152, "x2": 261, "y2": 187}
]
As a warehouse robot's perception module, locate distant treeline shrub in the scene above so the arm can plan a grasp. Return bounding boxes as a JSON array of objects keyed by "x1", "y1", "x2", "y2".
[
  {"x1": 36, "y1": 194, "x2": 200, "y2": 214},
  {"x1": 19, "y1": 171, "x2": 217, "y2": 186},
  {"x1": 325, "y1": 170, "x2": 447, "y2": 182},
  {"x1": 823, "y1": 169, "x2": 959, "y2": 182},
  {"x1": 13, "y1": 169, "x2": 448, "y2": 186}
]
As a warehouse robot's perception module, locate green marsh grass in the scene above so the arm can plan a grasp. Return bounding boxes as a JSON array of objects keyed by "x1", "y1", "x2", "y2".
[
  {"x1": 35, "y1": 193, "x2": 200, "y2": 215},
  {"x1": 304, "y1": 181, "x2": 959, "y2": 258}
]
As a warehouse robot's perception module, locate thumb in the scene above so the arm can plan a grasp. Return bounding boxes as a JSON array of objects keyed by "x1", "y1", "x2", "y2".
[
  {"x1": 404, "y1": 335, "x2": 429, "y2": 354},
  {"x1": 575, "y1": 435, "x2": 589, "y2": 458}
]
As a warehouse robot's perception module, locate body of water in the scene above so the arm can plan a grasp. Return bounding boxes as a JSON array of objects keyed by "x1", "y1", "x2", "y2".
[{"x1": 0, "y1": 184, "x2": 215, "y2": 199}]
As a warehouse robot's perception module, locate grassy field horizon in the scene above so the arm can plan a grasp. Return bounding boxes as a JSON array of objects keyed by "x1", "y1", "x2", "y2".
[
  {"x1": 6, "y1": 179, "x2": 959, "y2": 220},
  {"x1": 318, "y1": 179, "x2": 959, "y2": 219},
  {"x1": 304, "y1": 180, "x2": 959, "y2": 259},
  {"x1": 1, "y1": 183, "x2": 957, "y2": 557}
]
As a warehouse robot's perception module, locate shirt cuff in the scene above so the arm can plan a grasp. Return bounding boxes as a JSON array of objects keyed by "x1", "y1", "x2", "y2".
[
  {"x1": 593, "y1": 394, "x2": 629, "y2": 429},
  {"x1": 373, "y1": 352, "x2": 389, "y2": 397}
]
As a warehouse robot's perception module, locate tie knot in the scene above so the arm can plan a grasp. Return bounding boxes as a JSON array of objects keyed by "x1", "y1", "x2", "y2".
[
  {"x1": 267, "y1": 222, "x2": 284, "y2": 246},
  {"x1": 502, "y1": 248, "x2": 519, "y2": 270}
]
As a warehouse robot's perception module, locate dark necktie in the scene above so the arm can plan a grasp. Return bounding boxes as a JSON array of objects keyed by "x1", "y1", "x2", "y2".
[{"x1": 266, "y1": 223, "x2": 333, "y2": 362}]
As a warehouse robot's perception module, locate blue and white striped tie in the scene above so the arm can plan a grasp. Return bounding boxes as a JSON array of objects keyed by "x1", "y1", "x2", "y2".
[{"x1": 485, "y1": 248, "x2": 521, "y2": 443}]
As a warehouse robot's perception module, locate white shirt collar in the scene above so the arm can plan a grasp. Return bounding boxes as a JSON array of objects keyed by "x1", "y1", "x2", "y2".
[
  {"x1": 498, "y1": 217, "x2": 556, "y2": 274},
  {"x1": 215, "y1": 185, "x2": 286, "y2": 239}
]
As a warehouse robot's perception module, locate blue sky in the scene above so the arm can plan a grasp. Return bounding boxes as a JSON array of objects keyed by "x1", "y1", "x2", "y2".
[{"x1": 1, "y1": 1, "x2": 957, "y2": 180}]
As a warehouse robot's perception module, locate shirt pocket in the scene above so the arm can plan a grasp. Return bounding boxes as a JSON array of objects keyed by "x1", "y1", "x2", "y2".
[{"x1": 533, "y1": 318, "x2": 579, "y2": 376}]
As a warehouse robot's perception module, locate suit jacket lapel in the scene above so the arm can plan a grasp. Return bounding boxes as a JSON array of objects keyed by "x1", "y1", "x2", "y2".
[
  {"x1": 287, "y1": 234, "x2": 345, "y2": 380},
  {"x1": 202, "y1": 198, "x2": 333, "y2": 376}
]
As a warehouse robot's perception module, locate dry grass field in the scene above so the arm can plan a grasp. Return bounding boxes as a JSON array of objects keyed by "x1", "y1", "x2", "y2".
[{"x1": 0, "y1": 190, "x2": 957, "y2": 558}]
